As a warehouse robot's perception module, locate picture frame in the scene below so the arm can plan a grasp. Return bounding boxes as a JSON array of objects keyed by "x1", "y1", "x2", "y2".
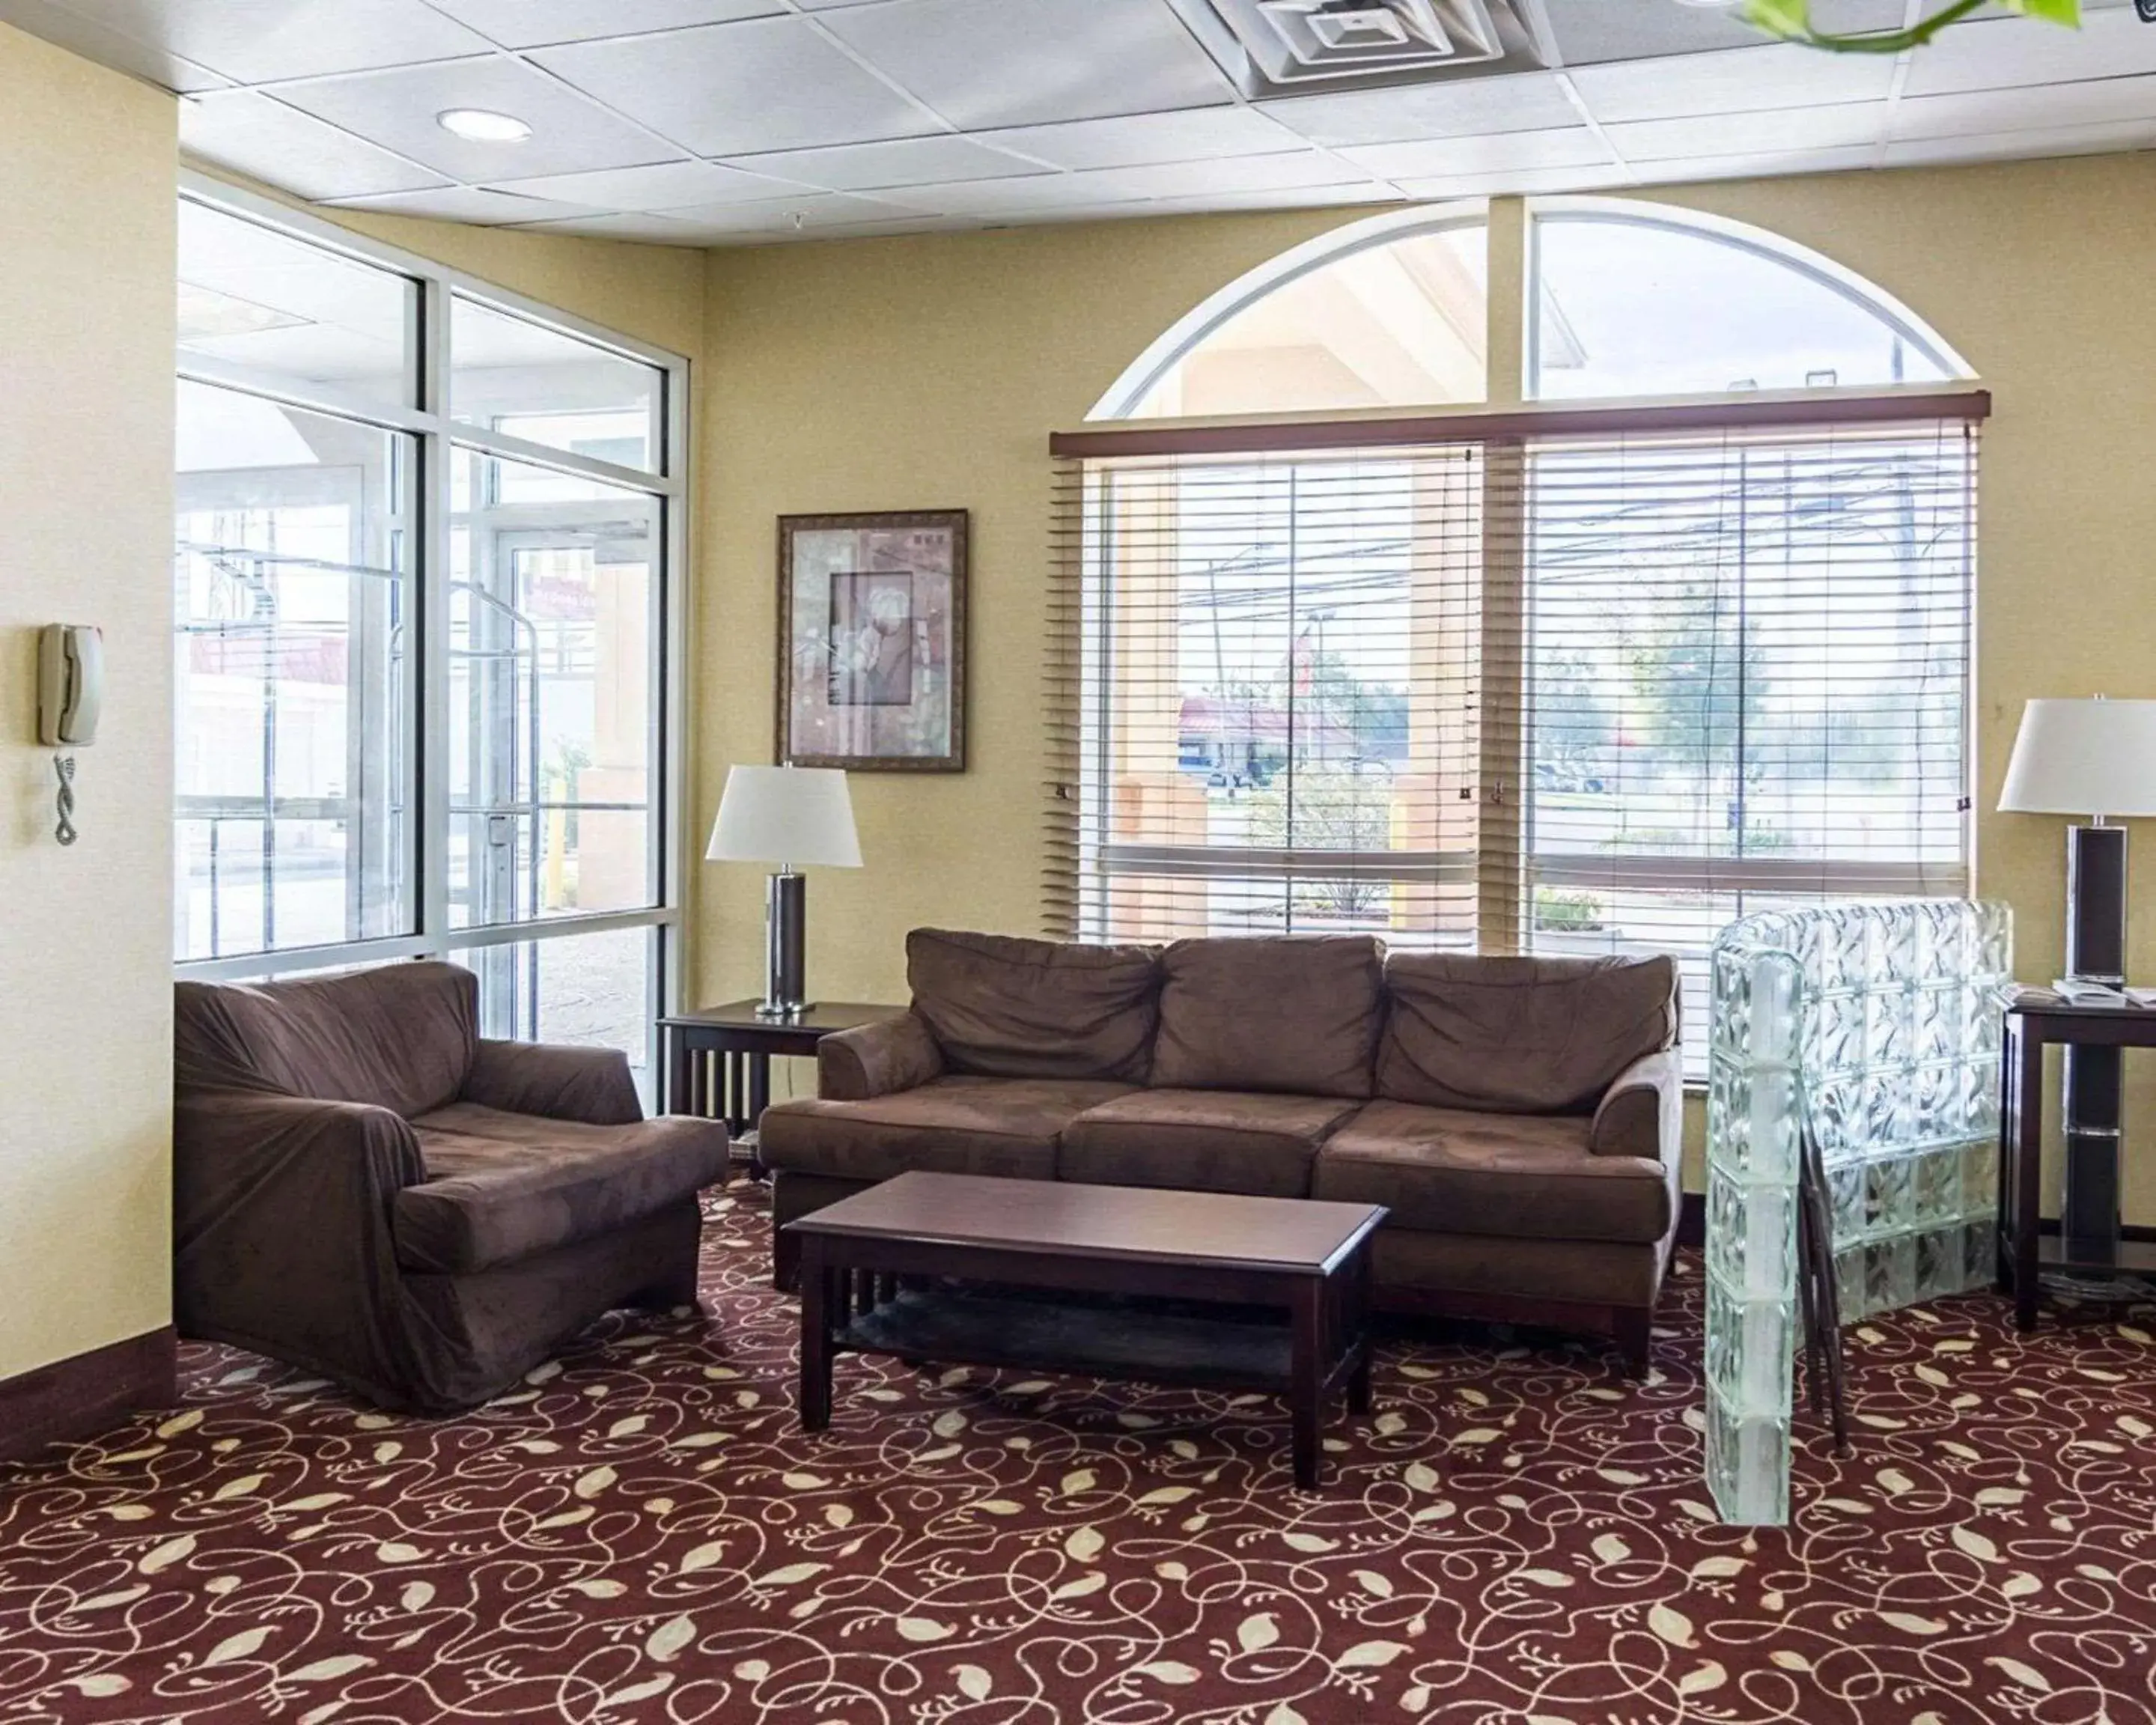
[{"x1": 777, "y1": 509, "x2": 968, "y2": 773}]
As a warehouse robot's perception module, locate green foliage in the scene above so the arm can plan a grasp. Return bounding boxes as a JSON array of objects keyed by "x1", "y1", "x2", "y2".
[
  {"x1": 1533, "y1": 886, "x2": 1607, "y2": 934},
  {"x1": 1741, "y1": 0, "x2": 2077, "y2": 52},
  {"x1": 1246, "y1": 764, "x2": 1395, "y2": 920}
]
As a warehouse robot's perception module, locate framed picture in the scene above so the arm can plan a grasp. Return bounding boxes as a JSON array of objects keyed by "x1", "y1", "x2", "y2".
[{"x1": 778, "y1": 510, "x2": 968, "y2": 772}]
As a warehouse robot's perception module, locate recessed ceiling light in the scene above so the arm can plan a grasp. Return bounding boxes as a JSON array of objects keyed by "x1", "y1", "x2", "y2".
[{"x1": 436, "y1": 108, "x2": 533, "y2": 144}]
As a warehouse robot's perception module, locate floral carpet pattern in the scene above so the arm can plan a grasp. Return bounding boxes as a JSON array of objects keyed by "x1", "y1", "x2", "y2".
[{"x1": 4, "y1": 1183, "x2": 2155, "y2": 1725}]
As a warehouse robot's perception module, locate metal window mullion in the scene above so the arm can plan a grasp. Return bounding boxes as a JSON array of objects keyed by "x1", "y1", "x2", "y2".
[
  {"x1": 658, "y1": 350, "x2": 692, "y2": 1030},
  {"x1": 418, "y1": 274, "x2": 454, "y2": 955},
  {"x1": 176, "y1": 353, "x2": 437, "y2": 437},
  {"x1": 172, "y1": 907, "x2": 680, "y2": 984},
  {"x1": 450, "y1": 422, "x2": 683, "y2": 499}
]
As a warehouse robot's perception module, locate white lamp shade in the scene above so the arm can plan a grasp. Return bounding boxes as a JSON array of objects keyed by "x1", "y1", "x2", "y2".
[
  {"x1": 706, "y1": 765, "x2": 862, "y2": 868},
  {"x1": 1999, "y1": 699, "x2": 2156, "y2": 818}
]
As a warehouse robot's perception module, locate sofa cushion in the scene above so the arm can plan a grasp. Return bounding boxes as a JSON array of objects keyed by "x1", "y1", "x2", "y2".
[
  {"x1": 1150, "y1": 935, "x2": 1383, "y2": 1099},
  {"x1": 1377, "y1": 953, "x2": 1678, "y2": 1115},
  {"x1": 758, "y1": 1076, "x2": 1137, "y2": 1184},
  {"x1": 395, "y1": 1103, "x2": 729, "y2": 1275},
  {"x1": 1059, "y1": 1089, "x2": 1359, "y2": 1199},
  {"x1": 907, "y1": 929, "x2": 1160, "y2": 1083},
  {"x1": 1314, "y1": 1100, "x2": 1672, "y2": 1244}
]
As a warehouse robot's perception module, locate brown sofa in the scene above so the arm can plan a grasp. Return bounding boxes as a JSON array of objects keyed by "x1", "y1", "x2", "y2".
[
  {"x1": 174, "y1": 961, "x2": 731, "y2": 1413},
  {"x1": 761, "y1": 930, "x2": 1681, "y2": 1366}
]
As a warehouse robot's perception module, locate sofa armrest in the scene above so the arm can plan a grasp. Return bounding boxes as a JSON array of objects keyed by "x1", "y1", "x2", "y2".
[
  {"x1": 463, "y1": 1038, "x2": 643, "y2": 1126},
  {"x1": 1589, "y1": 1050, "x2": 1682, "y2": 1163},
  {"x1": 174, "y1": 1091, "x2": 425, "y2": 1282},
  {"x1": 818, "y1": 1012, "x2": 944, "y2": 1101}
]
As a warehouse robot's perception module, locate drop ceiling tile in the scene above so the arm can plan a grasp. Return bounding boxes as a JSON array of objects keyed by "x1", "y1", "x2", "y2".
[
  {"x1": 0, "y1": 0, "x2": 227, "y2": 91},
  {"x1": 532, "y1": 16, "x2": 940, "y2": 155},
  {"x1": 1339, "y1": 127, "x2": 1615, "y2": 179},
  {"x1": 973, "y1": 106, "x2": 1305, "y2": 170},
  {"x1": 1882, "y1": 118, "x2": 2156, "y2": 167},
  {"x1": 484, "y1": 159, "x2": 811, "y2": 209},
  {"x1": 329, "y1": 185, "x2": 611, "y2": 225},
  {"x1": 423, "y1": 0, "x2": 783, "y2": 48},
  {"x1": 1256, "y1": 71, "x2": 1580, "y2": 145},
  {"x1": 53, "y1": 0, "x2": 494, "y2": 83},
  {"x1": 719, "y1": 135, "x2": 1050, "y2": 191},
  {"x1": 730, "y1": 214, "x2": 990, "y2": 244},
  {"x1": 1627, "y1": 144, "x2": 1878, "y2": 185},
  {"x1": 1571, "y1": 42, "x2": 1896, "y2": 123},
  {"x1": 1892, "y1": 76, "x2": 2156, "y2": 142},
  {"x1": 1544, "y1": 0, "x2": 1905, "y2": 64},
  {"x1": 505, "y1": 210, "x2": 711, "y2": 243},
  {"x1": 885, "y1": 151, "x2": 1374, "y2": 216},
  {"x1": 648, "y1": 192, "x2": 921, "y2": 235},
  {"x1": 1390, "y1": 162, "x2": 1633, "y2": 198},
  {"x1": 269, "y1": 57, "x2": 682, "y2": 181},
  {"x1": 817, "y1": 0, "x2": 1234, "y2": 130},
  {"x1": 181, "y1": 90, "x2": 448, "y2": 201},
  {"x1": 1606, "y1": 101, "x2": 1886, "y2": 162},
  {"x1": 1136, "y1": 182, "x2": 1400, "y2": 215},
  {"x1": 1903, "y1": 8, "x2": 2156, "y2": 95}
]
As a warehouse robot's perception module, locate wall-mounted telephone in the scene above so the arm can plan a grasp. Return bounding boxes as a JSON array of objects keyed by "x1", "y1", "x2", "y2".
[
  {"x1": 37, "y1": 624, "x2": 101, "y2": 845},
  {"x1": 38, "y1": 624, "x2": 102, "y2": 747}
]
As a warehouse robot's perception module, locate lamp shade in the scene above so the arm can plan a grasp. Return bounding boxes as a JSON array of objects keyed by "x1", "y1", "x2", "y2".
[
  {"x1": 1998, "y1": 699, "x2": 2156, "y2": 818},
  {"x1": 706, "y1": 765, "x2": 862, "y2": 868}
]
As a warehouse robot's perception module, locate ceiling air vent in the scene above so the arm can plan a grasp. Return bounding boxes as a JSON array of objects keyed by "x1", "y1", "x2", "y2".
[{"x1": 1169, "y1": 0, "x2": 1544, "y2": 96}]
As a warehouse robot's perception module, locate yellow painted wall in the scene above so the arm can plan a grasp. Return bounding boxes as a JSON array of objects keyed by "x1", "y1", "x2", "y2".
[
  {"x1": 695, "y1": 153, "x2": 2156, "y2": 1214},
  {"x1": 0, "y1": 23, "x2": 177, "y2": 1379}
]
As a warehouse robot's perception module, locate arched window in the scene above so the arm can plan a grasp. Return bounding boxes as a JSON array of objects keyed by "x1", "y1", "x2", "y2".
[
  {"x1": 1059, "y1": 199, "x2": 1982, "y2": 1076},
  {"x1": 1529, "y1": 201, "x2": 1968, "y2": 400},
  {"x1": 1100, "y1": 209, "x2": 1487, "y2": 419},
  {"x1": 1093, "y1": 198, "x2": 1970, "y2": 418}
]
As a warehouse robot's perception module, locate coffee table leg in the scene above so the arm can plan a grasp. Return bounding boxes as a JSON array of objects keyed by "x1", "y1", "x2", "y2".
[
  {"x1": 1290, "y1": 1277, "x2": 1324, "y2": 1490},
  {"x1": 800, "y1": 1240, "x2": 833, "y2": 1432},
  {"x1": 1348, "y1": 1247, "x2": 1373, "y2": 1417}
]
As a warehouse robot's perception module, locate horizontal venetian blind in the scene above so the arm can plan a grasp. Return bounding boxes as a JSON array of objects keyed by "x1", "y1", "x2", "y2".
[
  {"x1": 1047, "y1": 403, "x2": 1980, "y2": 1069},
  {"x1": 1515, "y1": 421, "x2": 1976, "y2": 1064},
  {"x1": 1047, "y1": 445, "x2": 1489, "y2": 948}
]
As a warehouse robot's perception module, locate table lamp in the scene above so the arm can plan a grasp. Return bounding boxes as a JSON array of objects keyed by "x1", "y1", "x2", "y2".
[
  {"x1": 1999, "y1": 696, "x2": 2156, "y2": 1256},
  {"x1": 707, "y1": 765, "x2": 862, "y2": 1020}
]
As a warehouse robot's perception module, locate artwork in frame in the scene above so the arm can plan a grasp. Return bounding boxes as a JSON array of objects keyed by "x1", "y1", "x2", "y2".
[{"x1": 779, "y1": 510, "x2": 968, "y2": 772}]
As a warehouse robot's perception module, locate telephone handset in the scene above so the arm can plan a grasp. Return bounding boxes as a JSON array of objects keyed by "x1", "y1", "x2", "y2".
[
  {"x1": 37, "y1": 624, "x2": 100, "y2": 845},
  {"x1": 38, "y1": 624, "x2": 102, "y2": 747}
]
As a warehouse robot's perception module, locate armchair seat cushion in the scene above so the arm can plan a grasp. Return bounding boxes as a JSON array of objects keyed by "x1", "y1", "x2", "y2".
[
  {"x1": 1313, "y1": 1101, "x2": 1672, "y2": 1244},
  {"x1": 1059, "y1": 1089, "x2": 1359, "y2": 1199},
  {"x1": 395, "y1": 1104, "x2": 730, "y2": 1275},
  {"x1": 758, "y1": 1077, "x2": 1136, "y2": 1184}
]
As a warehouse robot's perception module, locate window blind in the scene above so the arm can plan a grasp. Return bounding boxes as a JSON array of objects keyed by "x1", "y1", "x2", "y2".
[{"x1": 1047, "y1": 404, "x2": 1981, "y2": 1069}]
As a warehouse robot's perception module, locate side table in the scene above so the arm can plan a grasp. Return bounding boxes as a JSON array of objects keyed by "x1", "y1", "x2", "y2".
[
  {"x1": 660, "y1": 1001, "x2": 903, "y2": 1178},
  {"x1": 2000, "y1": 988, "x2": 2156, "y2": 1330}
]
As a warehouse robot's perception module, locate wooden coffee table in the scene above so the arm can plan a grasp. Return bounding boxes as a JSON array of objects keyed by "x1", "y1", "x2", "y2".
[{"x1": 782, "y1": 1172, "x2": 1386, "y2": 1489}]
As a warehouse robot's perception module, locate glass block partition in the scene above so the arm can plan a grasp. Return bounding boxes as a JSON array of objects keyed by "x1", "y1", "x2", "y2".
[{"x1": 1705, "y1": 900, "x2": 2012, "y2": 1525}]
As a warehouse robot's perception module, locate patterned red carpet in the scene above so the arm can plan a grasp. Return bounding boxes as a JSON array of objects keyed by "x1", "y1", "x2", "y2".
[{"x1": 4, "y1": 1182, "x2": 2155, "y2": 1725}]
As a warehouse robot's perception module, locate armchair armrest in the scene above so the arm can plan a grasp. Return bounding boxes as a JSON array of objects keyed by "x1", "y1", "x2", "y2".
[
  {"x1": 463, "y1": 1038, "x2": 643, "y2": 1126},
  {"x1": 1589, "y1": 1050, "x2": 1682, "y2": 1163},
  {"x1": 818, "y1": 1012, "x2": 944, "y2": 1101}
]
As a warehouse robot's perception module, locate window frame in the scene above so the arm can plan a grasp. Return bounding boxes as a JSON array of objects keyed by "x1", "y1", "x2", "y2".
[
  {"x1": 1063, "y1": 194, "x2": 1985, "y2": 1084},
  {"x1": 171, "y1": 171, "x2": 692, "y2": 1073}
]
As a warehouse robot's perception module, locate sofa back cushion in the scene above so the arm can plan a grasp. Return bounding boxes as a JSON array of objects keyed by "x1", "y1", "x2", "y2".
[
  {"x1": 1377, "y1": 952, "x2": 1678, "y2": 1115},
  {"x1": 1150, "y1": 935, "x2": 1383, "y2": 1099},
  {"x1": 907, "y1": 928, "x2": 1160, "y2": 1083},
  {"x1": 174, "y1": 960, "x2": 478, "y2": 1119}
]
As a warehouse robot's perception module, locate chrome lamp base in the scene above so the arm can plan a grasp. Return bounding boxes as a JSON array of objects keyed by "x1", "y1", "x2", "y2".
[{"x1": 756, "y1": 870, "x2": 812, "y2": 1020}]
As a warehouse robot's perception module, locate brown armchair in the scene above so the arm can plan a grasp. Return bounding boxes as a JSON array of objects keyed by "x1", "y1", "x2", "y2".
[{"x1": 174, "y1": 962, "x2": 729, "y2": 1413}]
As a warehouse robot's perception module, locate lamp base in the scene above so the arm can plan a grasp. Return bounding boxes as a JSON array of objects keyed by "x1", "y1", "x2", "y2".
[
  {"x1": 2062, "y1": 823, "x2": 2128, "y2": 1262},
  {"x1": 760, "y1": 870, "x2": 809, "y2": 1020}
]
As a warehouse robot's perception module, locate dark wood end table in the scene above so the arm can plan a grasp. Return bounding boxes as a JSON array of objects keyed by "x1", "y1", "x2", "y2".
[
  {"x1": 660, "y1": 1000, "x2": 902, "y2": 1177},
  {"x1": 783, "y1": 1172, "x2": 1387, "y2": 1490},
  {"x1": 2000, "y1": 988, "x2": 2156, "y2": 1330}
]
